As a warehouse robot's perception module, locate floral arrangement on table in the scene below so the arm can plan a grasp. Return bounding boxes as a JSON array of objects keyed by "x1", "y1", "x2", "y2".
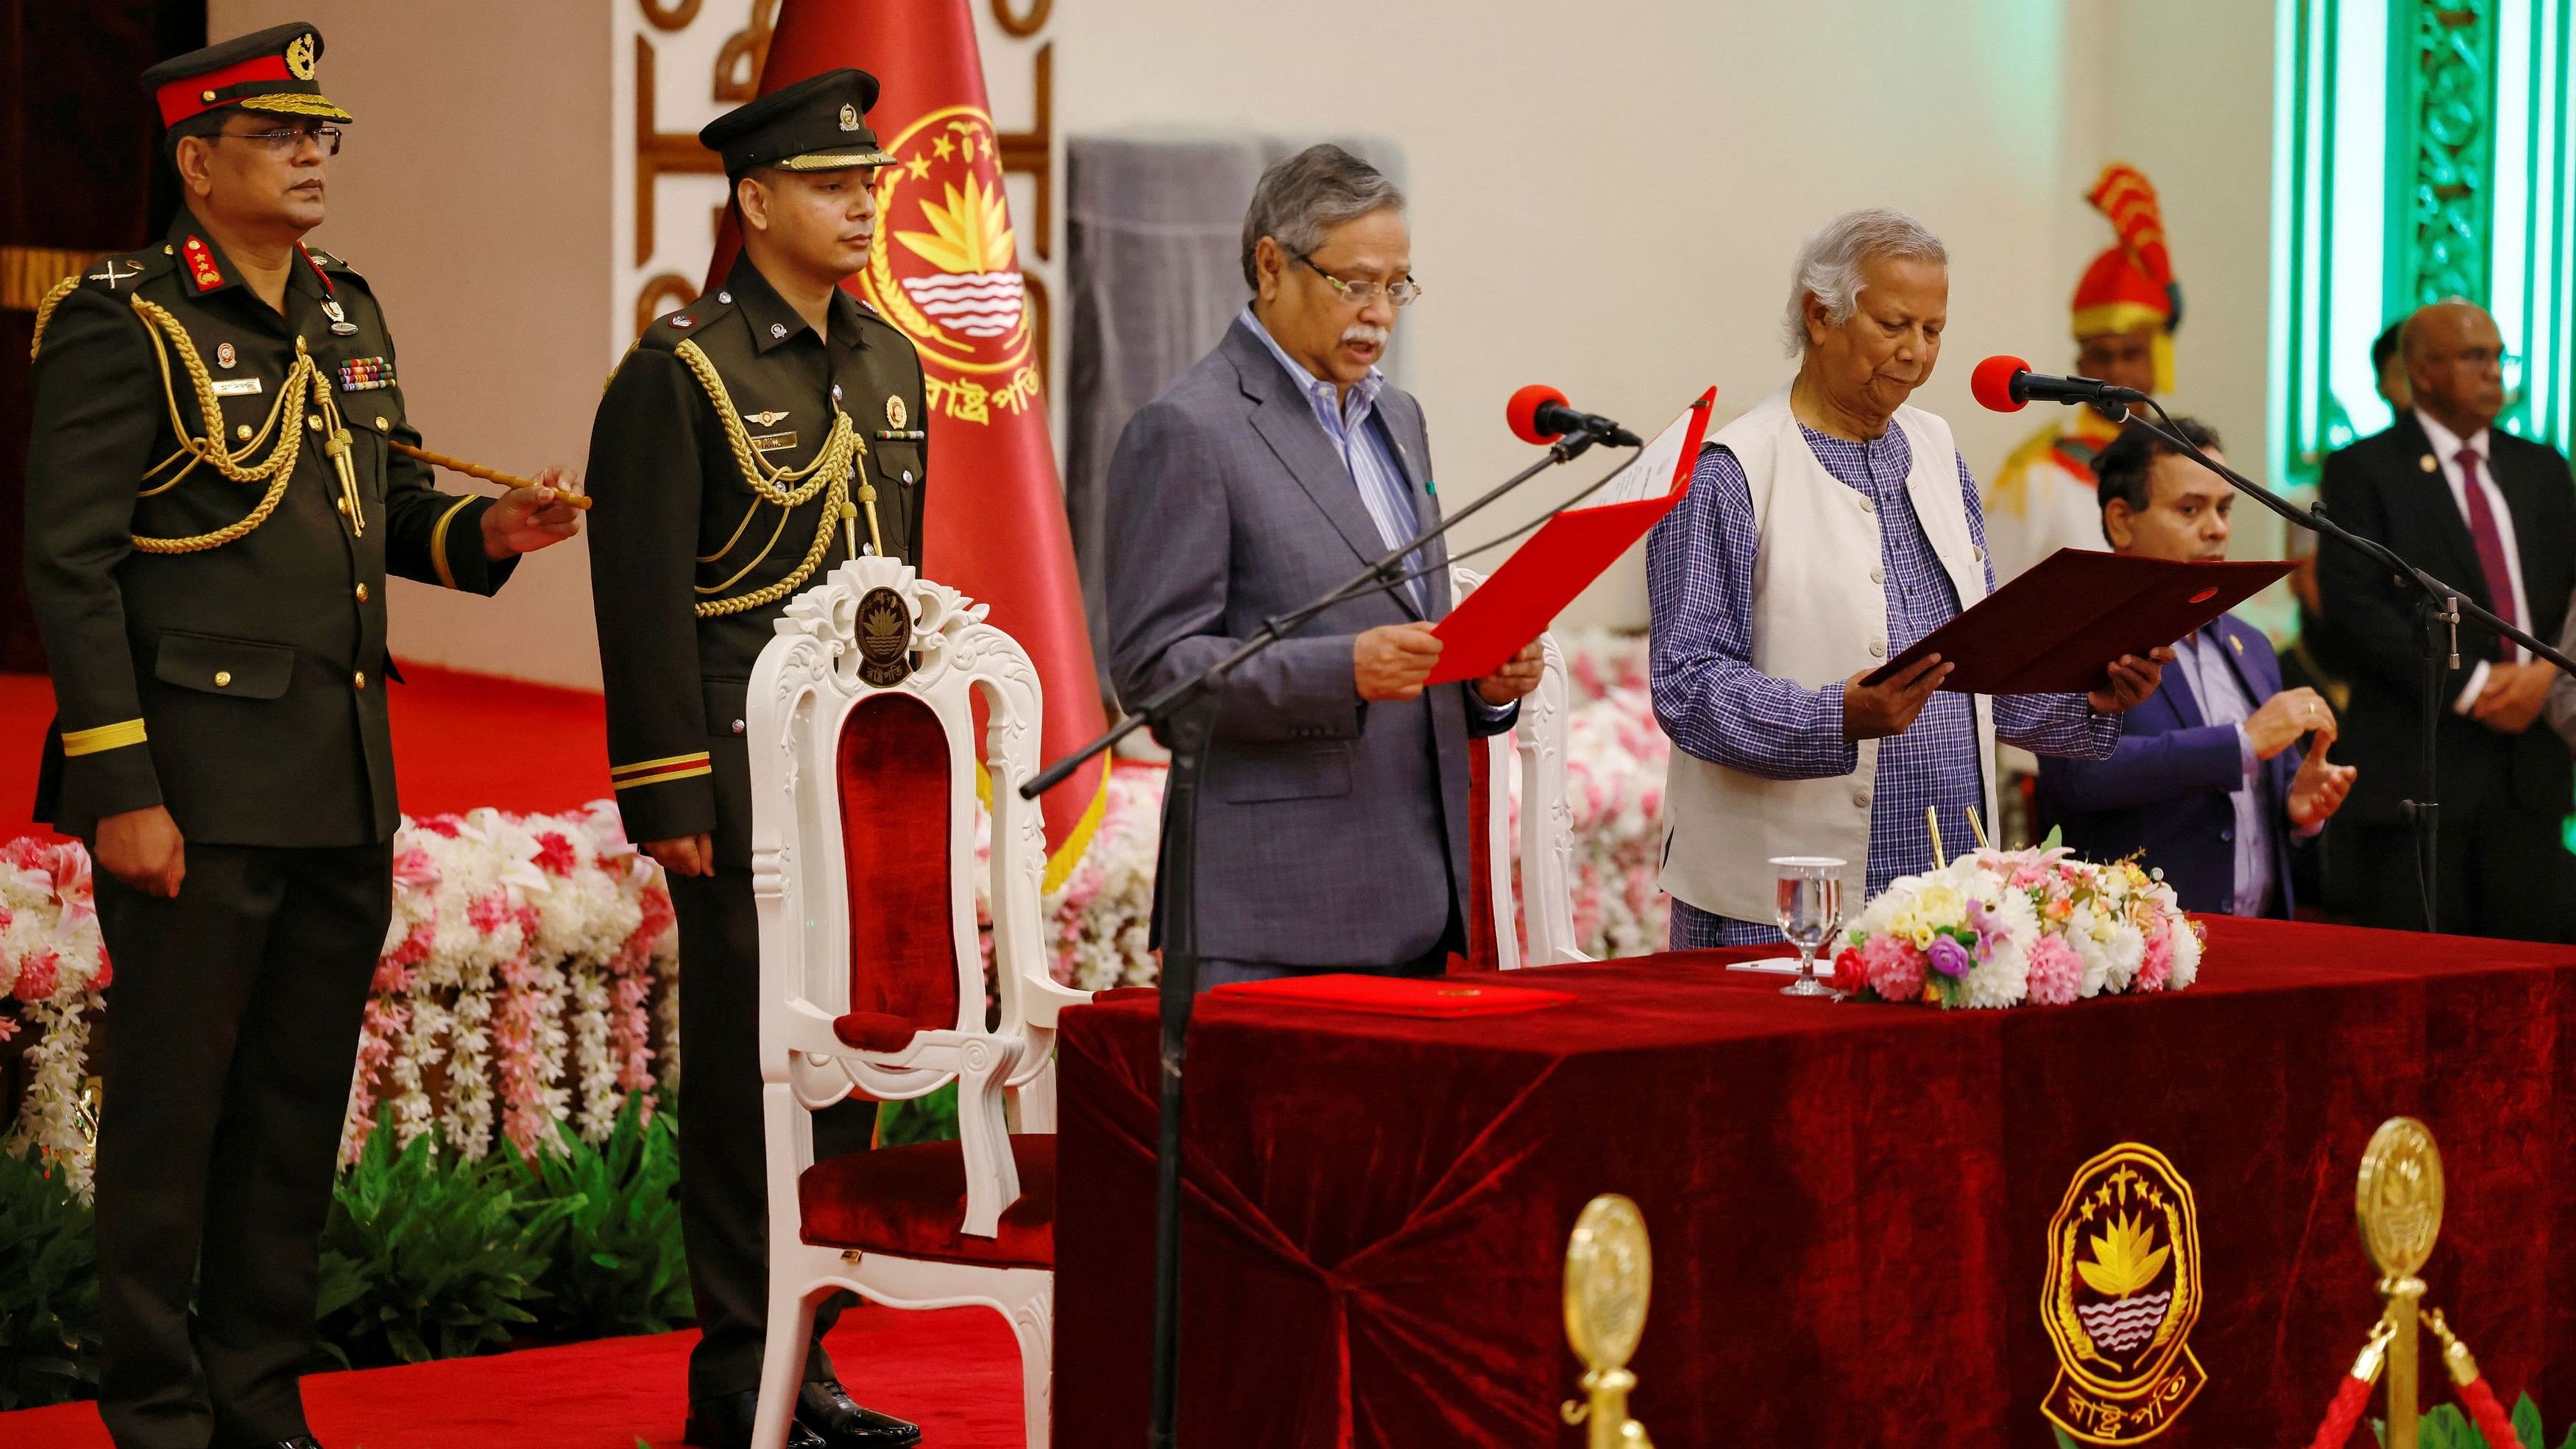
[{"x1": 1830, "y1": 837, "x2": 2204, "y2": 1009}]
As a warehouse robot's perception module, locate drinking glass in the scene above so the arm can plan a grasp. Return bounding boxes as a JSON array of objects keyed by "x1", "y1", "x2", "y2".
[{"x1": 1771, "y1": 857, "x2": 1847, "y2": 998}]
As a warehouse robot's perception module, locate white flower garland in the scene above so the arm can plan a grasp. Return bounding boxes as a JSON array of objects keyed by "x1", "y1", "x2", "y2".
[{"x1": 4, "y1": 632, "x2": 1680, "y2": 1191}]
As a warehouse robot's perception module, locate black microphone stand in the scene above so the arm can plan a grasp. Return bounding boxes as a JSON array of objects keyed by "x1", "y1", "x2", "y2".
[
  {"x1": 2117, "y1": 397, "x2": 2575, "y2": 933},
  {"x1": 1019, "y1": 421, "x2": 1635, "y2": 1449}
]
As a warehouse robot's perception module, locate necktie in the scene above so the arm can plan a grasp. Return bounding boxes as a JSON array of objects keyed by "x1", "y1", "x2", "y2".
[{"x1": 2456, "y1": 447, "x2": 2522, "y2": 631}]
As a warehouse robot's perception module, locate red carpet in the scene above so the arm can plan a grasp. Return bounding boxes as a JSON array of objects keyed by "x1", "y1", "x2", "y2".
[
  {"x1": 0, "y1": 663, "x2": 613, "y2": 841},
  {"x1": 0, "y1": 1305, "x2": 1027, "y2": 1448}
]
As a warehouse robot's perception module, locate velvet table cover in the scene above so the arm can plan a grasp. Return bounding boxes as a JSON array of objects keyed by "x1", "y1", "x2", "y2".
[{"x1": 1053, "y1": 917, "x2": 2576, "y2": 1447}]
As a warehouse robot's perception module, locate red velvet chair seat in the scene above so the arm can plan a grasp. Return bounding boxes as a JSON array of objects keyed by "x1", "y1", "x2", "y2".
[{"x1": 798, "y1": 1135, "x2": 1055, "y2": 1269}]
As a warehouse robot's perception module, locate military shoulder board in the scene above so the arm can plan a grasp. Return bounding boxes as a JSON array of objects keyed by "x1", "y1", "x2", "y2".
[{"x1": 337, "y1": 356, "x2": 395, "y2": 391}]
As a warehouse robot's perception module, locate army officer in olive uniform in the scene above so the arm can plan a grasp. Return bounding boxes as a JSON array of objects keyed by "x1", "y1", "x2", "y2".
[
  {"x1": 583, "y1": 69, "x2": 925, "y2": 1449},
  {"x1": 24, "y1": 24, "x2": 581, "y2": 1449}
]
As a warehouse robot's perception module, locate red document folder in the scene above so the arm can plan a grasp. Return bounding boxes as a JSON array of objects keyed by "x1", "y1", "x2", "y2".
[
  {"x1": 1426, "y1": 388, "x2": 1716, "y2": 684},
  {"x1": 1209, "y1": 974, "x2": 1578, "y2": 1018},
  {"x1": 1861, "y1": 548, "x2": 2295, "y2": 695}
]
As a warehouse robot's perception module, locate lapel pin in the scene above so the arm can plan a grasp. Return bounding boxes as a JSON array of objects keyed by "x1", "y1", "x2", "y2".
[
  {"x1": 2420, "y1": 453, "x2": 2439, "y2": 473},
  {"x1": 216, "y1": 342, "x2": 236, "y2": 369}
]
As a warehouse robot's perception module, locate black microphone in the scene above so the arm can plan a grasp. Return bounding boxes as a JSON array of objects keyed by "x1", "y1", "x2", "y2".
[
  {"x1": 1968, "y1": 354, "x2": 2148, "y2": 413},
  {"x1": 1507, "y1": 384, "x2": 1643, "y2": 447}
]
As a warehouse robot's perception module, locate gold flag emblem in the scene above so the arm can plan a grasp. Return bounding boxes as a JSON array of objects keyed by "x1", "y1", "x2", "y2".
[
  {"x1": 853, "y1": 105, "x2": 1039, "y2": 431},
  {"x1": 2041, "y1": 1144, "x2": 2207, "y2": 1445}
]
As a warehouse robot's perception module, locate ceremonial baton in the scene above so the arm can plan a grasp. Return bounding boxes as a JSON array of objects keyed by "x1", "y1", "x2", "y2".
[{"x1": 390, "y1": 442, "x2": 592, "y2": 511}]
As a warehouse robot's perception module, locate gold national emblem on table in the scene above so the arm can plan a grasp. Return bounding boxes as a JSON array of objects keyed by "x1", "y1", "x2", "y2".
[
  {"x1": 2042, "y1": 1143, "x2": 2207, "y2": 1445},
  {"x1": 854, "y1": 585, "x2": 913, "y2": 689}
]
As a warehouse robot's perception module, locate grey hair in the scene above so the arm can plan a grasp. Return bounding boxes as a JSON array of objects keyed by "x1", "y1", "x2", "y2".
[
  {"x1": 1781, "y1": 208, "x2": 1950, "y2": 355},
  {"x1": 1240, "y1": 144, "x2": 1405, "y2": 290}
]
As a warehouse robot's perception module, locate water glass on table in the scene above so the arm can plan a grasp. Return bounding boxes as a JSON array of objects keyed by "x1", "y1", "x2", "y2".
[{"x1": 1771, "y1": 856, "x2": 1845, "y2": 998}]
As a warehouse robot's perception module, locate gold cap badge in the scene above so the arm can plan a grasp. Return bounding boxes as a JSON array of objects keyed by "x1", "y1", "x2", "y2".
[
  {"x1": 286, "y1": 32, "x2": 317, "y2": 80},
  {"x1": 2041, "y1": 1143, "x2": 2207, "y2": 1445},
  {"x1": 840, "y1": 102, "x2": 860, "y2": 132},
  {"x1": 886, "y1": 394, "x2": 907, "y2": 431}
]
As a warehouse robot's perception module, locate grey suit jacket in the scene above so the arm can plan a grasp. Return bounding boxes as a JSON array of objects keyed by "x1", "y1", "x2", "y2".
[{"x1": 1105, "y1": 318, "x2": 1505, "y2": 969}]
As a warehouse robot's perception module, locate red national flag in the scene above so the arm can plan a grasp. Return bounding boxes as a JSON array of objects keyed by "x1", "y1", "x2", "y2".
[{"x1": 709, "y1": 0, "x2": 1109, "y2": 885}]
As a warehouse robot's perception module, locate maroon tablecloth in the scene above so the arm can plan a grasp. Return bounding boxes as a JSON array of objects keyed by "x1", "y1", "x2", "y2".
[{"x1": 1053, "y1": 917, "x2": 2576, "y2": 1448}]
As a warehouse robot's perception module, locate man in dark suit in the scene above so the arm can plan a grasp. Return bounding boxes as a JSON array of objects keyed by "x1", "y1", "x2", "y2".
[
  {"x1": 2039, "y1": 420, "x2": 2356, "y2": 915},
  {"x1": 1105, "y1": 144, "x2": 1542, "y2": 988},
  {"x1": 2315, "y1": 299, "x2": 2576, "y2": 938}
]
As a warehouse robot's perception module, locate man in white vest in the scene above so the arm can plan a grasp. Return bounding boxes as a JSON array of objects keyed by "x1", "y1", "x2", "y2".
[{"x1": 1646, "y1": 208, "x2": 2171, "y2": 946}]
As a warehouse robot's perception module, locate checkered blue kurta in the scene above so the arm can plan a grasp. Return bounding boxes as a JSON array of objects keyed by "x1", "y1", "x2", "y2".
[{"x1": 1647, "y1": 422, "x2": 2119, "y2": 946}]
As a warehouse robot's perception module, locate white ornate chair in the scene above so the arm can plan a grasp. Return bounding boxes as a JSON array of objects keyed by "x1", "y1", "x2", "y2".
[
  {"x1": 745, "y1": 558, "x2": 1086, "y2": 1449},
  {"x1": 1451, "y1": 566, "x2": 1590, "y2": 969}
]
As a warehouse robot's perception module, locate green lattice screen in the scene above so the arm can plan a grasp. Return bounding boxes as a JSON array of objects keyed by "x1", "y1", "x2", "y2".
[{"x1": 2271, "y1": 0, "x2": 2574, "y2": 489}]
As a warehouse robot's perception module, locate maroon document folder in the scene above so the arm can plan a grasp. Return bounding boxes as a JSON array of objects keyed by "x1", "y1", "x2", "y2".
[
  {"x1": 1860, "y1": 548, "x2": 2294, "y2": 695},
  {"x1": 1426, "y1": 389, "x2": 1715, "y2": 684}
]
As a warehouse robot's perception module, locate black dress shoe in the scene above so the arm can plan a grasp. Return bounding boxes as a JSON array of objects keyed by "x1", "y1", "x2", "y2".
[
  {"x1": 799, "y1": 1380, "x2": 923, "y2": 1448},
  {"x1": 684, "y1": 1389, "x2": 828, "y2": 1449}
]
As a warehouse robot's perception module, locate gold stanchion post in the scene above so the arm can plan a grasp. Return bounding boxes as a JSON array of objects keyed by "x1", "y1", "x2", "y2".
[
  {"x1": 1563, "y1": 1194, "x2": 1655, "y2": 1449},
  {"x1": 2355, "y1": 1117, "x2": 2446, "y2": 1449}
]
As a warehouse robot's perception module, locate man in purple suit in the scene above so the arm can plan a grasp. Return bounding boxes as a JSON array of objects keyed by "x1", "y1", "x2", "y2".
[{"x1": 2037, "y1": 420, "x2": 2357, "y2": 916}]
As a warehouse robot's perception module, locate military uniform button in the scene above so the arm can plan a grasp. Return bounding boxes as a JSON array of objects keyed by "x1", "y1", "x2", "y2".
[
  {"x1": 901, "y1": 470, "x2": 913, "y2": 484},
  {"x1": 200, "y1": 89, "x2": 216, "y2": 103},
  {"x1": 353, "y1": 671, "x2": 367, "y2": 690},
  {"x1": 306, "y1": 415, "x2": 323, "y2": 431},
  {"x1": 214, "y1": 670, "x2": 232, "y2": 688},
  {"x1": 236, "y1": 424, "x2": 252, "y2": 441},
  {"x1": 718, "y1": 291, "x2": 732, "y2": 303},
  {"x1": 732, "y1": 719, "x2": 746, "y2": 734},
  {"x1": 374, "y1": 416, "x2": 387, "y2": 430},
  {"x1": 355, "y1": 583, "x2": 369, "y2": 602}
]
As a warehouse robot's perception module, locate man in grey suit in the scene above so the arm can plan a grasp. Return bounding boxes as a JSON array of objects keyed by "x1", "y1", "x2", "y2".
[{"x1": 1105, "y1": 144, "x2": 1543, "y2": 988}]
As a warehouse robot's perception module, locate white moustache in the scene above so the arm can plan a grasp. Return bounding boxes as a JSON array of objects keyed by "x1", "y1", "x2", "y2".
[{"x1": 1342, "y1": 324, "x2": 1390, "y2": 347}]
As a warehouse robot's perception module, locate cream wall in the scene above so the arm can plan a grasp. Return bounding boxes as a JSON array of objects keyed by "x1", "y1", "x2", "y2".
[
  {"x1": 197, "y1": 0, "x2": 2277, "y2": 676},
  {"x1": 209, "y1": 0, "x2": 612, "y2": 688},
  {"x1": 1052, "y1": 0, "x2": 2279, "y2": 625}
]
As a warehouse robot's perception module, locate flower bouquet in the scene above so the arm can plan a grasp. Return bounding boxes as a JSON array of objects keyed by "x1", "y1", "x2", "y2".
[{"x1": 1829, "y1": 832, "x2": 2203, "y2": 1009}]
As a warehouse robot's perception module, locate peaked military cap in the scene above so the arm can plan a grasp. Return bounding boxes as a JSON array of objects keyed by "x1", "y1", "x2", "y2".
[
  {"x1": 699, "y1": 68, "x2": 897, "y2": 180},
  {"x1": 143, "y1": 21, "x2": 350, "y2": 128}
]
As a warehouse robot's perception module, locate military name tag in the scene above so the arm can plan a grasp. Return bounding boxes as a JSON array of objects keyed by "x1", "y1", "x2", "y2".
[
  {"x1": 749, "y1": 431, "x2": 798, "y2": 453},
  {"x1": 210, "y1": 377, "x2": 263, "y2": 397}
]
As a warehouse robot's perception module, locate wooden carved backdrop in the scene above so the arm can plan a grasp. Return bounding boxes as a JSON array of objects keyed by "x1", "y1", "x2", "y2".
[{"x1": 623, "y1": 0, "x2": 1057, "y2": 399}]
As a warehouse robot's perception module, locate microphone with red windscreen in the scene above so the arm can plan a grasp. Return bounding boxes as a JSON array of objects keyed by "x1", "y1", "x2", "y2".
[
  {"x1": 1970, "y1": 355, "x2": 2033, "y2": 413},
  {"x1": 1505, "y1": 385, "x2": 1642, "y2": 447},
  {"x1": 1970, "y1": 355, "x2": 2149, "y2": 413}
]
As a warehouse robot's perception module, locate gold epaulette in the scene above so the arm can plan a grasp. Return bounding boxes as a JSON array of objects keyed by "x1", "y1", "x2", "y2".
[
  {"x1": 670, "y1": 337, "x2": 874, "y2": 618},
  {"x1": 1986, "y1": 423, "x2": 2068, "y2": 522}
]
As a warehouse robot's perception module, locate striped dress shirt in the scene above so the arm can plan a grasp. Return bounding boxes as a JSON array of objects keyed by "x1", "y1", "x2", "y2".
[{"x1": 1238, "y1": 306, "x2": 1429, "y2": 612}]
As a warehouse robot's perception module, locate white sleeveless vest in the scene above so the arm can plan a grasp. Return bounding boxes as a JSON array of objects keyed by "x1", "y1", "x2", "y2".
[{"x1": 1659, "y1": 384, "x2": 1998, "y2": 925}]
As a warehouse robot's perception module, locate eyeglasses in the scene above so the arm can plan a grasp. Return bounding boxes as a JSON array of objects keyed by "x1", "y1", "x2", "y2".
[
  {"x1": 1295, "y1": 252, "x2": 1422, "y2": 308},
  {"x1": 216, "y1": 126, "x2": 342, "y2": 157},
  {"x1": 2441, "y1": 347, "x2": 2520, "y2": 369}
]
